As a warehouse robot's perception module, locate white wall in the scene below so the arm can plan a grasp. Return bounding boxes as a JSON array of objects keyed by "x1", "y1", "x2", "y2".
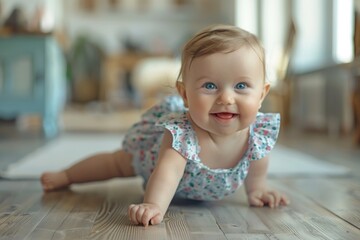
[
  {"x1": 291, "y1": 0, "x2": 333, "y2": 73},
  {"x1": 235, "y1": 0, "x2": 259, "y2": 35}
]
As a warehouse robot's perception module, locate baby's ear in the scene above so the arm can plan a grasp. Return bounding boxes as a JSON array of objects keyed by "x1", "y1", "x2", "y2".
[
  {"x1": 176, "y1": 81, "x2": 189, "y2": 107},
  {"x1": 259, "y1": 83, "x2": 271, "y2": 109}
]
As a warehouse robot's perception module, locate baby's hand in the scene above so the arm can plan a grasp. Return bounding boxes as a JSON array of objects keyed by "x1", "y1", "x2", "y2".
[
  {"x1": 247, "y1": 189, "x2": 290, "y2": 208},
  {"x1": 128, "y1": 203, "x2": 163, "y2": 227}
]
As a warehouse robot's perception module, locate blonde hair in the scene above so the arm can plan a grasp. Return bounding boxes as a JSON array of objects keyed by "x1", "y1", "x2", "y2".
[{"x1": 177, "y1": 24, "x2": 266, "y2": 83}]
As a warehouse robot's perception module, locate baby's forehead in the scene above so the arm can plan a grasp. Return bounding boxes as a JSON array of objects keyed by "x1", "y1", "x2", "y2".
[
  {"x1": 183, "y1": 47, "x2": 265, "y2": 80},
  {"x1": 190, "y1": 46, "x2": 260, "y2": 63}
]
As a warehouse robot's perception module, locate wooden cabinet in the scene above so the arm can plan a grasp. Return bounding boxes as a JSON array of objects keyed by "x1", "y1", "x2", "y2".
[{"x1": 0, "y1": 35, "x2": 66, "y2": 138}]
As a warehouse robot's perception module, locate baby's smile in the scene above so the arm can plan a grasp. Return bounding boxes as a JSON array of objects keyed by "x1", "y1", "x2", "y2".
[{"x1": 211, "y1": 112, "x2": 239, "y2": 122}]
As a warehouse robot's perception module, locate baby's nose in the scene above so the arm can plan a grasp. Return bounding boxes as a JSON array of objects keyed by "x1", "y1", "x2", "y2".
[{"x1": 216, "y1": 90, "x2": 235, "y2": 105}]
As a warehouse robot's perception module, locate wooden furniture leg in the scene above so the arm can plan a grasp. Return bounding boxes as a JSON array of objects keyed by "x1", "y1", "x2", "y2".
[{"x1": 353, "y1": 91, "x2": 360, "y2": 145}]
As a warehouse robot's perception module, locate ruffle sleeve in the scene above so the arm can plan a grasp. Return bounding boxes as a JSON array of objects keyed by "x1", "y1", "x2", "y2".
[
  {"x1": 247, "y1": 113, "x2": 280, "y2": 161},
  {"x1": 156, "y1": 112, "x2": 200, "y2": 162}
]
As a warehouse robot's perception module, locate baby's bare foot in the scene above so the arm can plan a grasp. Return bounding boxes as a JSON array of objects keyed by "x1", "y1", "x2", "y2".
[{"x1": 40, "y1": 171, "x2": 70, "y2": 191}]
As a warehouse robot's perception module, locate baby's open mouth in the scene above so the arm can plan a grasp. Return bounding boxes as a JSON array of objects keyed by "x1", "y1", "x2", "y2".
[{"x1": 212, "y1": 112, "x2": 238, "y2": 119}]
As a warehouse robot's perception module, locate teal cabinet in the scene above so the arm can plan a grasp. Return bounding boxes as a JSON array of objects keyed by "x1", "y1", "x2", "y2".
[{"x1": 0, "y1": 35, "x2": 66, "y2": 138}]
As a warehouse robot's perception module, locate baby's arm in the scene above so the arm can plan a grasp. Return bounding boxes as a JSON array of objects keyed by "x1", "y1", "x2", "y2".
[
  {"x1": 245, "y1": 156, "x2": 290, "y2": 208},
  {"x1": 128, "y1": 130, "x2": 187, "y2": 226}
]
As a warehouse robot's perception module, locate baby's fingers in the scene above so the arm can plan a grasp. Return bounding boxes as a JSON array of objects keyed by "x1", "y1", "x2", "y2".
[
  {"x1": 128, "y1": 204, "x2": 163, "y2": 226},
  {"x1": 280, "y1": 194, "x2": 290, "y2": 206},
  {"x1": 150, "y1": 213, "x2": 163, "y2": 225},
  {"x1": 248, "y1": 192, "x2": 264, "y2": 207},
  {"x1": 129, "y1": 204, "x2": 146, "y2": 225},
  {"x1": 262, "y1": 193, "x2": 276, "y2": 208},
  {"x1": 142, "y1": 209, "x2": 160, "y2": 227},
  {"x1": 128, "y1": 204, "x2": 140, "y2": 225},
  {"x1": 265, "y1": 191, "x2": 289, "y2": 208}
]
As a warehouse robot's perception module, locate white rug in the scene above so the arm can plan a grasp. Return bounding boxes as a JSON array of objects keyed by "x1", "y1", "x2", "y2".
[{"x1": 0, "y1": 134, "x2": 350, "y2": 179}]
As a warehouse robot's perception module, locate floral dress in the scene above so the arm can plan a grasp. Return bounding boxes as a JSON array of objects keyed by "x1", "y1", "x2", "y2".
[{"x1": 122, "y1": 95, "x2": 280, "y2": 201}]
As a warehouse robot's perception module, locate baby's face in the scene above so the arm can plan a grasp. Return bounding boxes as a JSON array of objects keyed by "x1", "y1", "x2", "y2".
[{"x1": 179, "y1": 46, "x2": 269, "y2": 136}]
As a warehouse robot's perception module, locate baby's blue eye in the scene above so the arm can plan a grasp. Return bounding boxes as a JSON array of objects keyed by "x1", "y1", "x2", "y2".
[
  {"x1": 203, "y1": 82, "x2": 217, "y2": 90},
  {"x1": 235, "y1": 82, "x2": 247, "y2": 89}
]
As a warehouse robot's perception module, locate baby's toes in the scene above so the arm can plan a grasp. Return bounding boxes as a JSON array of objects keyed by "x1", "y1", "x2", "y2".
[{"x1": 40, "y1": 174, "x2": 55, "y2": 191}]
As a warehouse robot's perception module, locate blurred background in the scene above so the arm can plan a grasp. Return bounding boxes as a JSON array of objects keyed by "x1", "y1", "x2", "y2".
[{"x1": 0, "y1": 0, "x2": 359, "y2": 149}]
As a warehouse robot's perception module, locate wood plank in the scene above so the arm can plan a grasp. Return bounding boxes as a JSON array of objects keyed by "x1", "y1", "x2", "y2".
[
  {"x1": 52, "y1": 193, "x2": 103, "y2": 240},
  {"x1": 27, "y1": 191, "x2": 84, "y2": 239},
  {"x1": 226, "y1": 233, "x2": 301, "y2": 240},
  {"x1": 207, "y1": 186, "x2": 269, "y2": 235},
  {"x1": 88, "y1": 198, "x2": 168, "y2": 240},
  {"x1": 210, "y1": 186, "x2": 332, "y2": 239},
  {"x1": 79, "y1": 179, "x2": 168, "y2": 240},
  {"x1": 267, "y1": 178, "x2": 360, "y2": 239},
  {"x1": 0, "y1": 194, "x2": 41, "y2": 235},
  {"x1": 202, "y1": 178, "x2": 360, "y2": 240},
  {"x1": 164, "y1": 206, "x2": 192, "y2": 240},
  {"x1": 7, "y1": 193, "x2": 61, "y2": 239},
  {"x1": 0, "y1": 184, "x2": 60, "y2": 239},
  {"x1": 0, "y1": 192, "x2": 17, "y2": 223},
  {"x1": 180, "y1": 206, "x2": 226, "y2": 239},
  {"x1": 209, "y1": 204, "x2": 271, "y2": 234},
  {"x1": 188, "y1": 232, "x2": 227, "y2": 240},
  {"x1": 0, "y1": 177, "x2": 358, "y2": 239},
  {"x1": 282, "y1": 177, "x2": 360, "y2": 229}
]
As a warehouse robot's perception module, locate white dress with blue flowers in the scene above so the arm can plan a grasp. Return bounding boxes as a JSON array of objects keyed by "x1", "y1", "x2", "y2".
[{"x1": 123, "y1": 95, "x2": 280, "y2": 201}]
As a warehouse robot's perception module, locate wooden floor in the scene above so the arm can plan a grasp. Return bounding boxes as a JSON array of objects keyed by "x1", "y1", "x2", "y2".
[{"x1": 0, "y1": 123, "x2": 360, "y2": 239}]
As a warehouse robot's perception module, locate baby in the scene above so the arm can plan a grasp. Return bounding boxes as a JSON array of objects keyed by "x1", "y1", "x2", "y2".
[{"x1": 41, "y1": 24, "x2": 290, "y2": 227}]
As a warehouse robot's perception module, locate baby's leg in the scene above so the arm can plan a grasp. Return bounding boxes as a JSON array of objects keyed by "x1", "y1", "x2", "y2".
[{"x1": 41, "y1": 150, "x2": 135, "y2": 191}]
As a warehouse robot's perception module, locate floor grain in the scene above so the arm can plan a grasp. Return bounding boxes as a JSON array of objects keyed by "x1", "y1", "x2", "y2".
[{"x1": 0, "y1": 124, "x2": 359, "y2": 239}]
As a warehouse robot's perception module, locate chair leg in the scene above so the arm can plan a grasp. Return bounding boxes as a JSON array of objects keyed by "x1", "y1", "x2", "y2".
[{"x1": 353, "y1": 92, "x2": 360, "y2": 145}]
